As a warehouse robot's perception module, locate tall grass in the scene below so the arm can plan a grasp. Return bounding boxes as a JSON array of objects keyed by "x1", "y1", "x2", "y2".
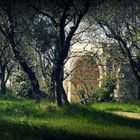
[{"x1": 0, "y1": 96, "x2": 140, "y2": 140}]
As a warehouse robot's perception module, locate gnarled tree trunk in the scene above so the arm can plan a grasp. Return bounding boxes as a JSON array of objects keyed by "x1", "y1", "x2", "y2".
[
  {"x1": 54, "y1": 62, "x2": 69, "y2": 106},
  {"x1": 9, "y1": 37, "x2": 41, "y2": 100}
]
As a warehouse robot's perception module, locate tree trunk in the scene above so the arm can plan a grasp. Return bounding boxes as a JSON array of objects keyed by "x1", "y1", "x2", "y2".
[
  {"x1": 48, "y1": 70, "x2": 56, "y2": 101},
  {"x1": 0, "y1": 64, "x2": 6, "y2": 94},
  {"x1": 1, "y1": 66, "x2": 6, "y2": 94},
  {"x1": 54, "y1": 60, "x2": 69, "y2": 106},
  {"x1": 17, "y1": 58, "x2": 41, "y2": 100},
  {"x1": 0, "y1": 64, "x2": 2, "y2": 93},
  {"x1": 10, "y1": 42, "x2": 41, "y2": 100},
  {"x1": 61, "y1": 68, "x2": 69, "y2": 104},
  {"x1": 138, "y1": 82, "x2": 140, "y2": 100},
  {"x1": 1, "y1": 81, "x2": 6, "y2": 94},
  {"x1": 62, "y1": 87, "x2": 69, "y2": 104},
  {"x1": 55, "y1": 67, "x2": 63, "y2": 106}
]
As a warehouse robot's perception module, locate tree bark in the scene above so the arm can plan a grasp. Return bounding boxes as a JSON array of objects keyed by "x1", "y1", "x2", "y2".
[
  {"x1": 48, "y1": 70, "x2": 56, "y2": 101},
  {"x1": 55, "y1": 66, "x2": 63, "y2": 106},
  {"x1": 14, "y1": 49, "x2": 41, "y2": 100},
  {"x1": 0, "y1": 63, "x2": 6, "y2": 94},
  {"x1": 54, "y1": 59, "x2": 69, "y2": 106},
  {"x1": 0, "y1": 1, "x2": 41, "y2": 99},
  {"x1": 9, "y1": 38, "x2": 41, "y2": 100},
  {"x1": 1, "y1": 65, "x2": 6, "y2": 94},
  {"x1": 137, "y1": 82, "x2": 140, "y2": 100}
]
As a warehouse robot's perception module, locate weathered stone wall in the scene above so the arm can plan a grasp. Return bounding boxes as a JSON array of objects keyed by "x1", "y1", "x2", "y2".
[
  {"x1": 64, "y1": 55, "x2": 100, "y2": 102},
  {"x1": 63, "y1": 43, "x2": 105, "y2": 102},
  {"x1": 64, "y1": 42, "x2": 138, "y2": 102}
]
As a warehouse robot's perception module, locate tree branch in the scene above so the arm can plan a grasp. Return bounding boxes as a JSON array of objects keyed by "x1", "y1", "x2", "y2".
[{"x1": 31, "y1": 6, "x2": 58, "y2": 27}]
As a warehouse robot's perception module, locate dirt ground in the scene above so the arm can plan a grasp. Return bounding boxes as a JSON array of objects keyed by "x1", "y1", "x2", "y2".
[{"x1": 112, "y1": 111, "x2": 140, "y2": 119}]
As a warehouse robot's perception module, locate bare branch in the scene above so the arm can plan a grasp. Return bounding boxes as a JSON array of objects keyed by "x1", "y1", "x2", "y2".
[{"x1": 31, "y1": 6, "x2": 58, "y2": 27}]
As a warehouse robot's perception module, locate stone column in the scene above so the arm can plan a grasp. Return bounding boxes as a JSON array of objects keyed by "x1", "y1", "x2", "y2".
[
  {"x1": 98, "y1": 66, "x2": 103, "y2": 87},
  {"x1": 67, "y1": 79, "x2": 72, "y2": 102}
]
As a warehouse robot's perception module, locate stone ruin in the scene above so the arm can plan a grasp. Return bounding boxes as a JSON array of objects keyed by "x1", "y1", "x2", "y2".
[{"x1": 63, "y1": 42, "x2": 138, "y2": 102}]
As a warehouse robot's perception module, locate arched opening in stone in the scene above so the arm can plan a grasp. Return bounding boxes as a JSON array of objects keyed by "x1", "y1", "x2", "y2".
[{"x1": 64, "y1": 55, "x2": 100, "y2": 102}]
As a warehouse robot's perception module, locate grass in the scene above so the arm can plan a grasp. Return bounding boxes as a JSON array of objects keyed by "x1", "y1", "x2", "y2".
[
  {"x1": 90, "y1": 102, "x2": 140, "y2": 113},
  {"x1": 0, "y1": 97, "x2": 140, "y2": 140}
]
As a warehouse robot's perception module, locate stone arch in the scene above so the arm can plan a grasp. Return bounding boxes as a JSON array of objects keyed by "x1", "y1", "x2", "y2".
[
  {"x1": 63, "y1": 42, "x2": 106, "y2": 102},
  {"x1": 64, "y1": 53, "x2": 102, "y2": 102},
  {"x1": 72, "y1": 55, "x2": 100, "y2": 102}
]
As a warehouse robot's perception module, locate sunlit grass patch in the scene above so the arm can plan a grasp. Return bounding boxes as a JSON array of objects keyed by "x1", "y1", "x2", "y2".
[
  {"x1": 90, "y1": 102, "x2": 140, "y2": 113},
  {"x1": 0, "y1": 98, "x2": 140, "y2": 140}
]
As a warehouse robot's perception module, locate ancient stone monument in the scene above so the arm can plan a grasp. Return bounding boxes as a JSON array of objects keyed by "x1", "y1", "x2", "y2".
[{"x1": 63, "y1": 42, "x2": 138, "y2": 102}]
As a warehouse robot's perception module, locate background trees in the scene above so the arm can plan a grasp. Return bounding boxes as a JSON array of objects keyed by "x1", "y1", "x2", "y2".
[
  {"x1": 0, "y1": 0, "x2": 139, "y2": 105},
  {"x1": 32, "y1": 0, "x2": 91, "y2": 106},
  {"x1": 93, "y1": 0, "x2": 140, "y2": 99},
  {"x1": 0, "y1": 35, "x2": 15, "y2": 94},
  {"x1": 0, "y1": 0, "x2": 43, "y2": 99}
]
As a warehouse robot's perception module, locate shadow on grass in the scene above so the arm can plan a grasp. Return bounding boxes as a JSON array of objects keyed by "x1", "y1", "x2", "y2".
[
  {"x1": 0, "y1": 118, "x2": 132, "y2": 140},
  {"x1": 0, "y1": 102, "x2": 140, "y2": 129},
  {"x1": 63, "y1": 104, "x2": 140, "y2": 129},
  {"x1": 0, "y1": 100, "x2": 140, "y2": 140}
]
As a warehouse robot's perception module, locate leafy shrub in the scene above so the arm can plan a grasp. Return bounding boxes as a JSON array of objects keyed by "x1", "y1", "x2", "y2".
[
  {"x1": 92, "y1": 75, "x2": 116, "y2": 102},
  {"x1": 11, "y1": 71, "x2": 31, "y2": 97},
  {"x1": 77, "y1": 90, "x2": 89, "y2": 104},
  {"x1": 0, "y1": 92, "x2": 17, "y2": 100}
]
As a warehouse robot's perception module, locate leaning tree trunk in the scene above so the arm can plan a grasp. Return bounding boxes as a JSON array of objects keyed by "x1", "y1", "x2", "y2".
[
  {"x1": 10, "y1": 40, "x2": 41, "y2": 100},
  {"x1": 14, "y1": 49, "x2": 41, "y2": 100}
]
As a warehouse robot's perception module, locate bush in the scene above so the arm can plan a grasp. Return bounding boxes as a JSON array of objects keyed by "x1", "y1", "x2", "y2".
[
  {"x1": 11, "y1": 71, "x2": 31, "y2": 97},
  {"x1": 0, "y1": 92, "x2": 17, "y2": 100},
  {"x1": 92, "y1": 75, "x2": 116, "y2": 102},
  {"x1": 77, "y1": 90, "x2": 89, "y2": 104}
]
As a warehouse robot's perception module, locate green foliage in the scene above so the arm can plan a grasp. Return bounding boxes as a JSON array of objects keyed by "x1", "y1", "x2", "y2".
[
  {"x1": 92, "y1": 75, "x2": 116, "y2": 102},
  {"x1": 0, "y1": 92, "x2": 17, "y2": 100},
  {"x1": 11, "y1": 71, "x2": 31, "y2": 97},
  {"x1": 77, "y1": 90, "x2": 89, "y2": 104},
  {"x1": 90, "y1": 102, "x2": 140, "y2": 113}
]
